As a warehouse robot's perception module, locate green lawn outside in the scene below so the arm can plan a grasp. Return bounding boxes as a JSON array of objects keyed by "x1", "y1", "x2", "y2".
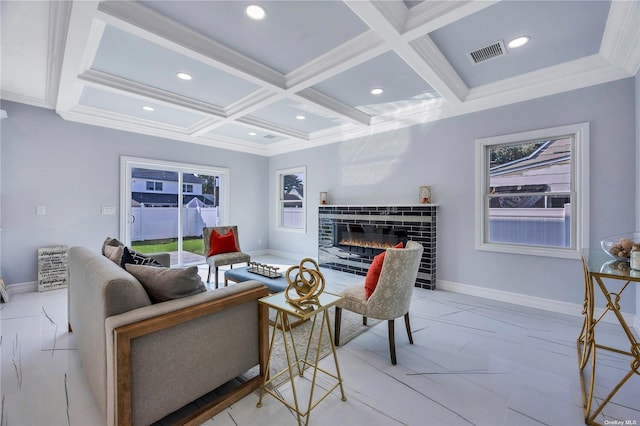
[{"x1": 132, "y1": 238, "x2": 204, "y2": 255}]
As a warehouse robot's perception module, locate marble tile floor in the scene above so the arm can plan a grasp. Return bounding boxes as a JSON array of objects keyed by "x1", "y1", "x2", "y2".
[{"x1": 1, "y1": 255, "x2": 639, "y2": 426}]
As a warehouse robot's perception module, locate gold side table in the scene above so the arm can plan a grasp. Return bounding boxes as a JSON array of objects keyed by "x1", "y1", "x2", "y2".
[
  {"x1": 579, "y1": 249, "x2": 640, "y2": 426},
  {"x1": 257, "y1": 291, "x2": 346, "y2": 426}
]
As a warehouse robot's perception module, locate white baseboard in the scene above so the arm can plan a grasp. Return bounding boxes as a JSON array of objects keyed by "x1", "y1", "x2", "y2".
[
  {"x1": 437, "y1": 279, "x2": 636, "y2": 326},
  {"x1": 7, "y1": 281, "x2": 37, "y2": 296}
]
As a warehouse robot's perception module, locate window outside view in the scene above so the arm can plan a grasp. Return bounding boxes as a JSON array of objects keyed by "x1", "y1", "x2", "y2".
[
  {"x1": 129, "y1": 168, "x2": 221, "y2": 264},
  {"x1": 487, "y1": 137, "x2": 573, "y2": 248},
  {"x1": 279, "y1": 169, "x2": 305, "y2": 230}
]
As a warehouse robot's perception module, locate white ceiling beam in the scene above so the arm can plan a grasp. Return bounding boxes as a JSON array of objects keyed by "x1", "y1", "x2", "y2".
[
  {"x1": 236, "y1": 116, "x2": 309, "y2": 140},
  {"x1": 403, "y1": 1, "x2": 500, "y2": 39},
  {"x1": 45, "y1": 1, "x2": 73, "y2": 108},
  {"x1": 96, "y1": 1, "x2": 287, "y2": 90},
  {"x1": 286, "y1": 30, "x2": 387, "y2": 91},
  {"x1": 56, "y1": 1, "x2": 100, "y2": 112},
  {"x1": 344, "y1": 0, "x2": 467, "y2": 104},
  {"x1": 294, "y1": 88, "x2": 371, "y2": 126},
  {"x1": 599, "y1": 0, "x2": 640, "y2": 75}
]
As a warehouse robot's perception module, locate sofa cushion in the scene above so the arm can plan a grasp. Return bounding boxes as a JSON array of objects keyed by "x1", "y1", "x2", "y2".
[
  {"x1": 124, "y1": 264, "x2": 206, "y2": 303},
  {"x1": 121, "y1": 246, "x2": 164, "y2": 267},
  {"x1": 208, "y1": 228, "x2": 239, "y2": 256}
]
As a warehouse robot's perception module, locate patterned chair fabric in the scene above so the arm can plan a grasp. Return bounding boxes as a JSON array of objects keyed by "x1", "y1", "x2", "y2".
[
  {"x1": 203, "y1": 226, "x2": 251, "y2": 288},
  {"x1": 334, "y1": 240, "x2": 424, "y2": 364}
]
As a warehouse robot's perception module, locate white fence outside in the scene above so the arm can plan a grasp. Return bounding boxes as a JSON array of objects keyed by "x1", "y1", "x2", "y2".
[
  {"x1": 131, "y1": 206, "x2": 219, "y2": 241},
  {"x1": 283, "y1": 208, "x2": 304, "y2": 229},
  {"x1": 488, "y1": 205, "x2": 571, "y2": 247}
]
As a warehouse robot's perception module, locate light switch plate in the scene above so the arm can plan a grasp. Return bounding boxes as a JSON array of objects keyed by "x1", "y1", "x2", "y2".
[
  {"x1": 101, "y1": 207, "x2": 116, "y2": 215},
  {"x1": 36, "y1": 206, "x2": 46, "y2": 216}
]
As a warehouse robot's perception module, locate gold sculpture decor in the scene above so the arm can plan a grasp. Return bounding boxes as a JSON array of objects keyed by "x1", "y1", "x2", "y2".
[{"x1": 284, "y1": 258, "x2": 325, "y2": 309}]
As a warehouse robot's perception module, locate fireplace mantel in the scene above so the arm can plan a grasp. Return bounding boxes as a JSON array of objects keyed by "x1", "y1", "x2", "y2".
[{"x1": 318, "y1": 204, "x2": 437, "y2": 289}]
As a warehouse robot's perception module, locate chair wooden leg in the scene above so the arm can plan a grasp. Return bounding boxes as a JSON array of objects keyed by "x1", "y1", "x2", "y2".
[
  {"x1": 404, "y1": 313, "x2": 413, "y2": 344},
  {"x1": 207, "y1": 265, "x2": 212, "y2": 284},
  {"x1": 363, "y1": 316, "x2": 367, "y2": 326},
  {"x1": 214, "y1": 267, "x2": 219, "y2": 289},
  {"x1": 388, "y1": 319, "x2": 397, "y2": 365},
  {"x1": 334, "y1": 307, "x2": 342, "y2": 346}
]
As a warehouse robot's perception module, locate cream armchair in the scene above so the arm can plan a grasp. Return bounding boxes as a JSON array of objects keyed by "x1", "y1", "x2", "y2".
[
  {"x1": 203, "y1": 226, "x2": 251, "y2": 288},
  {"x1": 334, "y1": 240, "x2": 424, "y2": 365}
]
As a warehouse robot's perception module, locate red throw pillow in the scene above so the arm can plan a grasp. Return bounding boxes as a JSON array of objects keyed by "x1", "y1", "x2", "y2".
[
  {"x1": 208, "y1": 229, "x2": 239, "y2": 257},
  {"x1": 364, "y1": 242, "x2": 404, "y2": 299}
]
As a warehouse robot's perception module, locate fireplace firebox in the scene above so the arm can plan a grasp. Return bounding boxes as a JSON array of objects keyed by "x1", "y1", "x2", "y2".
[{"x1": 334, "y1": 224, "x2": 407, "y2": 253}]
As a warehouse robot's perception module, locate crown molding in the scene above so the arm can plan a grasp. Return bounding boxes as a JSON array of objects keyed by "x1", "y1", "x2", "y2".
[
  {"x1": 59, "y1": 107, "x2": 270, "y2": 156},
  {"x1": 78, "y1": 69, "x2": 225, "y2": 118},
  {"x1": 0, "y1": 91, "x2": 54, "y2": 110}
]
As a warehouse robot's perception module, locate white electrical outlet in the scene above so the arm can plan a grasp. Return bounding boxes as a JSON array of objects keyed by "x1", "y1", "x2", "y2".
[
  {"x1": 36, "y1": 206, "x2": 46, "y2": 216},
  {"x1": 101, "y1": 207, "x2": 116, "y2": 215}
]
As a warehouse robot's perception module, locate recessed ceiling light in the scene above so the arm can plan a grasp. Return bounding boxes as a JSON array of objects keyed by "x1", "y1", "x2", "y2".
[
  {"x1": 371, "y1": 88, "x2": 384, "y2": 95},
  {"x1": 176, "y1": 72, "x2": 192, "y2": 81},
  {"x1": 248, "y1": 132, "x2": 257, "y2": 136},
  {"x1": 508, "y1": 36, "x2": 530, "y2": 49},
  {"x1": 246, "y1": 4, "x2": 266, "y2": 20},
  {"x1": 142, "y1": 106, "x2": 155, "y2": 111},
  {"x1": 296, "y1": 115, "x2": 306, "y2": 120}
]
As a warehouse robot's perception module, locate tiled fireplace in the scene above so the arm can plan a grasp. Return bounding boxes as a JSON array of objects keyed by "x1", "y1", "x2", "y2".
[{"x1": 318, "y1": 205, "x2": 437, "y2": 289}]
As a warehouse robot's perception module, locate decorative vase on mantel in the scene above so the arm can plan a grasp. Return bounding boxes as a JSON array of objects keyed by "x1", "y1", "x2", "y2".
[{"x1": 419, "y1": 186, "x2": 431, "y2": 204}]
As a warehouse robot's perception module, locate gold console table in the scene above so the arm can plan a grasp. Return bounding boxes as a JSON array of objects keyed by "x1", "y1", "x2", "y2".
[
  {"x1": 578, "y1": 249, "x2": 640, "y2": 425},
  {"x1": 257, "y1": 291, "x2": 346, "y2": 426}
]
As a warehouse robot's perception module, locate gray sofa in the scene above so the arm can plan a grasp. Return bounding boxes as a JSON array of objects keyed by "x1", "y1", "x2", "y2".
[{"x1": 67, "y1": 246, "x2": 269, "y2": 426}]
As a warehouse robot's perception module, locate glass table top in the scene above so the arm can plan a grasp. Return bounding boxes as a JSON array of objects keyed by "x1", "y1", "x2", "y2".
[
  {"x1": 581, "y1": 249, "x2": 640, "y2": 281},
  {"x1": 259, "y1": 291, "x2": 343, "y2": 320}
]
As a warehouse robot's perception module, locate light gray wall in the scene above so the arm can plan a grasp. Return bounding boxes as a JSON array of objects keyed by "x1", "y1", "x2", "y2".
[
  {"x1": 0, "y1": 101, "x2": 268, "y2": 286},
  {"x1": 269, "y1": 78, "x2": 637, "y2": 313}
]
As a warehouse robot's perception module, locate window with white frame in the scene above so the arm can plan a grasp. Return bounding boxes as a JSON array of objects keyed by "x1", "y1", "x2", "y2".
[
  {"x1": 277, "y1": 166, "x2": 306, "y2": 231},
  {"x1": 475, "y1": 123, "x2": 589, "y2": 259},
  {"x1": 146, "y1": 181, "x2": 163, "y2": 191}
]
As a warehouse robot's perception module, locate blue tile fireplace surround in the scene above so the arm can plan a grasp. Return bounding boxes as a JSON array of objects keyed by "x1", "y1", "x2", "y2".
[{"x1": 318, "y1": 205, "x2": 437, "y2": 289}]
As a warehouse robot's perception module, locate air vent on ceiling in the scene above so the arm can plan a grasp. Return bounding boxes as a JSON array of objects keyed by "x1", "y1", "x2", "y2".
[
  {"x1": 263, "y1": 134, "x2": 276, "y2": 139},
  {"x1": 467, "y1": 40, "x2": 506, "y2": 64}
]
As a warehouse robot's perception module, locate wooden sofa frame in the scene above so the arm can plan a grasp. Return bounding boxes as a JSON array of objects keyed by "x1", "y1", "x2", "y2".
[{"x1": 113, "y1": 286, "x2": 270, "y2": 426}]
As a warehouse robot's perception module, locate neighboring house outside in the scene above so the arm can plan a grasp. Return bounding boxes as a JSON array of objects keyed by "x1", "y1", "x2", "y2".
[
  {"x1": 131, "y1": 168, "x2": 215, "y2": 207},
  {"x1": 489, "y1": 138, "x2": 571, "y2": 208},
  {"x1": 487, "y1": 138, "x2": 572, "y2": 247},
  {"x1": 284, "y1": 187, "x2": 303, "y2": 208}
]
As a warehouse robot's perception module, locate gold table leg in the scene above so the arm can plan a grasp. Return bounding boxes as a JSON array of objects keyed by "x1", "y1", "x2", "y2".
[
  {"x1": 579, "y1": 275, "x2": 639, "y2": 425},
  {"x1": 257, "y1": 308, "x2": 346, "y2": 425}
]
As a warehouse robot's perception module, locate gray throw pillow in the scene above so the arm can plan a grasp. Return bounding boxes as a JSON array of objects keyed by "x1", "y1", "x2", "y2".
[
  {"x1": 103, "y1": 245, "x2": 124, "y2": 265},
  {"x1": 124, "y1": 264, "x2": 206, "y2": 303},
  {"x1": 102, "y1": 237, "x2": 124, "y2": 255}
]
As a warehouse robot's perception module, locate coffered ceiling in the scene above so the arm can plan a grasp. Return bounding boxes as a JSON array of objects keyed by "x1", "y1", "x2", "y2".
[{"x1": 1, "y1": 1, "x2": 639, "y2": 156}]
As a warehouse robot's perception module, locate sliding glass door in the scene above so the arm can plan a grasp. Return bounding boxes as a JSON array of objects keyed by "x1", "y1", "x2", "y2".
[{"x1": 121, "y1": 157, "x2": 229, "y2": 267}]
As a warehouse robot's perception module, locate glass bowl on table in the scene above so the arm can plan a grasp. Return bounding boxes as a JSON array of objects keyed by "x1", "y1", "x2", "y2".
[{"x1": 600, "y1": 232, "x2": 640, "y2": 262}]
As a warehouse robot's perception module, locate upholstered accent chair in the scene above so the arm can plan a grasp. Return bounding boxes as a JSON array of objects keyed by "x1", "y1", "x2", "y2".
[
  {"x1": 203, "y1": 226, "x2": 250, "y2": 288},
  {"x1": 334, "y1": 240, "x2": 424, "y2": 365}
]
